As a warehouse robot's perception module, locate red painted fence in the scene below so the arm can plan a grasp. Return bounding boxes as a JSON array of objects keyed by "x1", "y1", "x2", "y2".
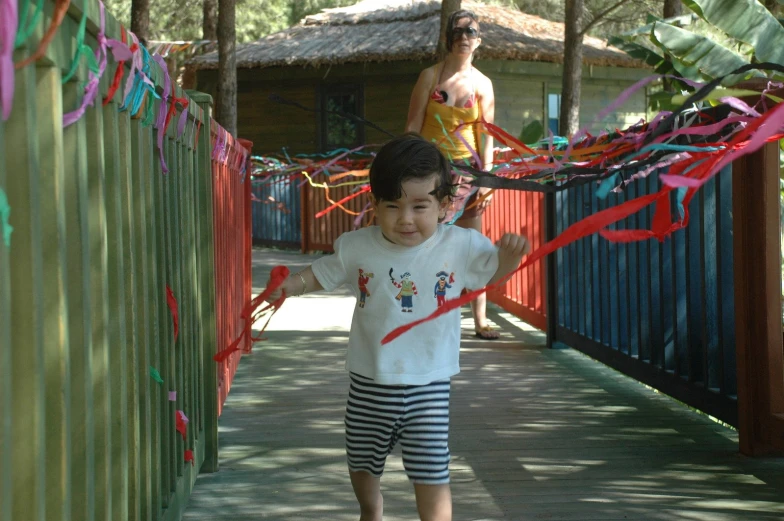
[
  {"x1": 483, "y1": 189, "x2": 547, "y2": 330},
  {"x1": 211, "y1": 128, "x2": 253, "y2": 415}
]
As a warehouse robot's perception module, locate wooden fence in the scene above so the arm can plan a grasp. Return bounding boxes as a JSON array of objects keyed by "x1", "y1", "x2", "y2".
[
  {"x1": 251, "y1": 173, "x2": 302, "y2": 249},
  {"x1": 212, "y1": 132, "x2": 253, "y2": 416},
  {"x1": 484, "y1": 190, "x2": 547, "y2": 330},
  {"x1": 1, "y1": 1, "x2": 251, "y2": 520},
  {"x1": 552, "y1": 165, "x2": 738, "y2": 425}
]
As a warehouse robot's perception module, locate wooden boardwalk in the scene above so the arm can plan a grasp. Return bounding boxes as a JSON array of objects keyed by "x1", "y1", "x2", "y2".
[{"x1": 182, "y1": 250, "x2": 784, "y2": 521}]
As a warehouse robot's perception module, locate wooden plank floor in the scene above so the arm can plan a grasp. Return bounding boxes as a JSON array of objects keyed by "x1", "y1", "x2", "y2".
[{"x1": 182, "y1": 249, "x2": 784, "y2": 521}]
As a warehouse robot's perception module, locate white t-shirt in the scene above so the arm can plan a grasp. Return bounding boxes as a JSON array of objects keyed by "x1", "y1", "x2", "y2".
[{"x1": 311, "y1": 225, "x2": 498, "y2": 385}]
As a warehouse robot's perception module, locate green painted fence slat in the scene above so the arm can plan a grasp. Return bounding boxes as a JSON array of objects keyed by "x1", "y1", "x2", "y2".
[
  {"x1": 37, "y1": 65, "x2": 71, "y2": 521},
  {"x1": 3, "y1": 1, "x2": 252, "y2": 519},
  {"x1": 103, "y1": 102, "x2": 130, "y2": 521},
  {"x1": 0, "y1": 81, "x2": 12, "y2": 521},
  {"x1": 8, "y1": 52, "x2": 46, "y2": 521}
]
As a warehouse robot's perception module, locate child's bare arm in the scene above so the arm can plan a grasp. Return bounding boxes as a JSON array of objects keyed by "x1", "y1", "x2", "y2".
[
  {"x1": 266, "y1": 266, "x2": 324, "y2": 302},
  {"x1": 488, "y1": 233, "x2": 531, "y2": 285}
]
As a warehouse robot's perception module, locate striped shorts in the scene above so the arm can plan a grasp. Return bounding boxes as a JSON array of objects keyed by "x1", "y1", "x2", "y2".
[{"x1": 344, "y1": 373, "x2": 451, "y2": 485}]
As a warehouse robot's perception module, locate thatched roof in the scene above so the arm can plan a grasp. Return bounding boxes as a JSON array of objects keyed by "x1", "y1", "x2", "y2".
[{"x1": 189, "y1": 0, "x2": 638, "y2": 71}]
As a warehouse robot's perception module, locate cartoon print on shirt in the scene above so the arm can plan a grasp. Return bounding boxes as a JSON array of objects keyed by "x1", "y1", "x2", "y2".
[
  {"x1": 434, "y1": 271, "x2": 455, "y2": 307},
  {"x1": 389, "y1": 268, "x2": 418, "y2": 312},
  {"x1": 357, "y1": 269, "x2": 374, "y2": 308}
]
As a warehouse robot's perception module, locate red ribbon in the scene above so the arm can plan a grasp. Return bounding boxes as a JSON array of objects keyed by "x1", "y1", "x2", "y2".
[
  {"x1": 184, "y1": 449, "x2": 194, "y2": 466},
  {"x1": 213, "y1": 266, "x2": 290, "y2": 362},
  {"x1": 103, "y1": 29, "x2": 131, "y2": 106},
  {"x1": 382, "y1": 188, "x2": 670, "y2": 345},
  {"x1": 175, "y1": 410, "x2": 188, "y2": 440},
  {"x1": 314, "y1": 185, "x2": 371, "y2": 219},
  {"x1": 166, "y1": 285, "x2": 179, "y2": 343}
]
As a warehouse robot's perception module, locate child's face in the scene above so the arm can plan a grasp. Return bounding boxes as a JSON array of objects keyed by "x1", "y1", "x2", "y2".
[{"x1": 373, "y1": 175, "x2": 448, "y2": 248}]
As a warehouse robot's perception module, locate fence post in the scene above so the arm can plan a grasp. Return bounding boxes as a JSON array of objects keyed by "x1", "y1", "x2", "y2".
[
  {"x1": 188, "y1": 90, "x2": 220, "y2": 472},
  {"x1": 300, "y1": 180, "x2": 309, "y2": 253},
  {"x1": 238, "y1": 139, "x2": 254, "y2": 355},
  {"x1": 544, "y1": 191, "x2": 558, "y2": 348},
  {"x1": 732, "y1": 141, "x2": 784, "y2": 456}
]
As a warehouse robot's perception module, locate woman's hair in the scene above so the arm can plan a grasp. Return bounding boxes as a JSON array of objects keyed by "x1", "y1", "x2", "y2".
[
  {"x1": 445, "y1": 9, "x2": 480, "y2": 52},
  {"x1": 369, "y1": 133, "x2": 453, "y2": 203}
]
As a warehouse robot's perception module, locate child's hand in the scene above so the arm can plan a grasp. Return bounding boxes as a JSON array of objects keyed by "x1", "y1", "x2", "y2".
[
  {"x1": 496, "y1": 233, "x2": 531, "y2": 276},
  {"x1": 265, "y1": 279, "x2": 284, "y2": 303},
  {"x1": 263, "y1": 267, "x2": 323, "y2": 303}
]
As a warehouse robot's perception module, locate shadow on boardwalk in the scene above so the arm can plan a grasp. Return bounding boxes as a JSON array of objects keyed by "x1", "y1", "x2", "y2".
[{"x1": 183, "y1": 249, "x2": 784, "y2": 521}]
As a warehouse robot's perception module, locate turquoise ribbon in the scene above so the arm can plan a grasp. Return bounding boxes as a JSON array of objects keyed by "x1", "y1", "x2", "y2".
[
  {"x1": 0, "y1": 187, "x2": 13, "y2": 247},
  {"x1": 62, "y1": 6, "x2": 100, "y2": 84},
  {"x1": 14, "y1": 0, "x2": 43, "y2": 48}
]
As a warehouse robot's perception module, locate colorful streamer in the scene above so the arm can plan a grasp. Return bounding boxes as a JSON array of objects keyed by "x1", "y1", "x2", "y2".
[
  {"x1": 0, "y1": 187, "x2": 12, "y2": 247},
  {"x1": 175, "y1": 410, "x2": 188, "y2": 440},
  {"x1": 149, "y1": 366, "x2": 164, "y2": 384},
  {"x1": 214, "y1": 265, "x2": 290, "y2": 362},
  {"x1": 166, "y1": 285, "x2": 179, "y2": 343},
  {"x1": 0, "y1": 0, "x2": 17, "y2": 120}
]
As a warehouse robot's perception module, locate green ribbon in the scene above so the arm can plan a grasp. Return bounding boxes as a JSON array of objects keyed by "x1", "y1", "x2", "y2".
[
  {"x1": 62, "y1": 6, "x2": 100, "y2": 84},
  {"x1": 149, "y1": 366, "x2": 164, "y2": 384},
  {"x1": 15, "y1": 0, "x2": 44, "y2": 48},
  {"x1": 0, "y1": 188, "x2": 12, "y2": 248}
]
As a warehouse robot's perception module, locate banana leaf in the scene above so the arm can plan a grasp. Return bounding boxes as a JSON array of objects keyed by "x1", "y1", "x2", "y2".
[
  {"x1": 608, "y1": 36, "x2": 668, "y2": 69},
  {"x1": 683, "y1": 0, "x2": 784, "y2": 65},
  {"x1": 518, "y1": 120, "x2": 544, "y2": 145},
  {"x1": 651, "y1": 22, "x2": 762, "y2": 85}
]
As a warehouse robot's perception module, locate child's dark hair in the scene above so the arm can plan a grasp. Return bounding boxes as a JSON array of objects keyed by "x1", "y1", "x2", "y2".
[
  {"x1": 369, "y1": 133, "x2": 453, "y2": 202},
  {"x1": 445, "y1": 9, "x2": 480, "y2": 52}
]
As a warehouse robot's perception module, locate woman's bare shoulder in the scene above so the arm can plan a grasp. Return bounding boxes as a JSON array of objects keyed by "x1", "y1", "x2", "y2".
[
  {"x1": 418, "y1": 64, "x2": 440, "y2": 82},
  {"x1": 473, "y1": 67, "x2": 494, "y2": 96},
  {"x1": 473, "y1": 67, "x2": 492, "y2": 86}
]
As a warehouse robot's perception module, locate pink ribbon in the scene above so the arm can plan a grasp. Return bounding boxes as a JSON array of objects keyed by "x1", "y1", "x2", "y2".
[
  {"x1": 661, "y1": 99, "x2": 784, "y2": 189},
  {"x1": 153, "y1": 53, "x2": 171, "y2": 173},
  {"x1": 121, "y1": 32, "x2": 154, "y2": 110},
  {"x1": 63, "y1": 2, "x2": 132, "y2": 127},
  {"x1": 0, "y1": 0, "x2": 18, "y2": 121}
]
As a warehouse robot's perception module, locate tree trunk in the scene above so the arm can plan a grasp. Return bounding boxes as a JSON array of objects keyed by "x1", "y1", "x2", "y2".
[
  {"x1": 559, "y1": 0, "x2": 583, "y2": 137},
  {"x1": 662, "y1": 0, "x2": 683, "y2": 92},
  {"x1": 217, "y1": 0, "x2": 237, "y2": 135},
  {"x1": 203, "y1": 0, "x2": 218, "y2": 41},
  {"x1": 437, "y1": 0, "x2": 461, "y2": 59},
  {"x1": 664, "y1": 0, "x2": 682, "y2": 18},
  {"x1": 130, "y1": 0, "x2": 150, "y2": 46}
]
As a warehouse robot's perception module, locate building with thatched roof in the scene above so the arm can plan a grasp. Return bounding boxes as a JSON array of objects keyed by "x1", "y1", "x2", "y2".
[{"x1": 188, "y1": 0, "x2": 650, "y2": 154}]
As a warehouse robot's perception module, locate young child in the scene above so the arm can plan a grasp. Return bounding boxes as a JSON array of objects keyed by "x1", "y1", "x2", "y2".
[{"x1": 265, "y1": 133, "x2": 530, "y2": 521}]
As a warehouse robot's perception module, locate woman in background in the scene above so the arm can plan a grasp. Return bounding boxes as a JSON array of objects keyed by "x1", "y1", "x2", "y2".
[{"x1": 406, "y1": 9, "x2": 499, "y2": 340}]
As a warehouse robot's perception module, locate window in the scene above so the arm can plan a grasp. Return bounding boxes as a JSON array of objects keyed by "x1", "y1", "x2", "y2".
[
  {"x1": 547, "y1": 92, "x2": 561, "y2": 136},
  {"x1": 319, "y1": 84, "x2": 364, "y2": 152}
]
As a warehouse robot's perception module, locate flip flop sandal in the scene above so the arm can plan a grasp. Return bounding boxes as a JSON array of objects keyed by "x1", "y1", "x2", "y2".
[{"x1": 474, "y1": 325, "x2": 500, "y2": 340}]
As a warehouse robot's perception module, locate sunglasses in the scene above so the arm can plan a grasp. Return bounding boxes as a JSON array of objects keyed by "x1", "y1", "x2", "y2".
[{"x1": 452, "y1": 26, "x2": 479, "y2": 39}]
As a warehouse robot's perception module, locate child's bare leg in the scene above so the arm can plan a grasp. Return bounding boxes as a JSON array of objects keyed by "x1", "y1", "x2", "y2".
[
  {"x1": 350, "y1": 470, "x2": 383, "y2": 521},
  {"x1": 413, "y1": 483, "x2": 452, "y2": 521}
]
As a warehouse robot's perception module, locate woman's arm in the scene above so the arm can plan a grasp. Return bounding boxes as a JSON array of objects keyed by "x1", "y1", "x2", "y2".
[
  {"x1": 476, "y1": 75, "x2": 496, "y2": 209},
  {"x1": 405, "y1": 67, "x2": 435, "y2": 133},
  {"x1": 478, "y1": 74, "x2": 495, "y2": 171}
]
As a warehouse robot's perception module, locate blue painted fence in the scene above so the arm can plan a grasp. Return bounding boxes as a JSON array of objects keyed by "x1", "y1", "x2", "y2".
[
  {"x1": 553, "y1": 165, "x2": 737, "y2": 426},
  {"x1": 251, "y1": 175, "x2": 302, "y2": 249}
]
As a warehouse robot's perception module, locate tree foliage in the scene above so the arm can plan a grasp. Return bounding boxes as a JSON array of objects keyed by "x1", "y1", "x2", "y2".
[
  {"x1": 107, "y1": 0, "x2": 668, "y2": 43},
  {"x1": 497, "y1": 0, "x2": 667, "y2": 40},
  {"x1": 105, "y1": 0, "x2": 360, "y2": 42},
  {"x1": 613, "y1": 0, "x2": 784, "y2": 87}
]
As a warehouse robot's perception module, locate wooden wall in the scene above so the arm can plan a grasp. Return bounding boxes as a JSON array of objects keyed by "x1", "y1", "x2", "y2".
[{"x1": 195, "y1": 60, "x2": 650, "y2": 155}]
